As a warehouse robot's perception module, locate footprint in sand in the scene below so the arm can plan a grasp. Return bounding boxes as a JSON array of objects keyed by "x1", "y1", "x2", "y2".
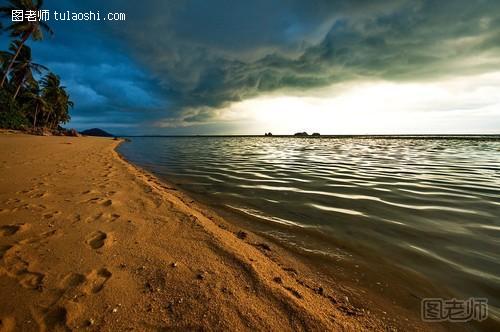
[
  {"x1": 90, "y1": 213, "x2": 120, "y2": 223},
  {"x1": 0, "y1": 316, "x2": 16, "y2": 332},
  {"x1": 85, "y1": 268, "x2": 112, "y2": 293},
  {"x1": 1, "y1": 249, "x2": 45, "y2": 290},
  {"x1": 43, "y1": 211, "x2": 61, "y2": 219},
  {"x1": 60, "y1": 272, "x2": 86, "y2": 289},
  {"x1": 16, "y1": 189, "x2": 32, "y2": 195},
  {"x1": 0, "y1": 224, "x2": 23, "y2": 237},
  {"x1": 84, "y1": 197, "x2": 113, "y2": 206},
  {"x1": 82, "y1": 189, "x2": 99, "y2": 195},
  {"x1": 86, "y1": 197, "x2": 100, "y2": 204},
  {"x1": 19, "y1": 271, "x2": 45, "y2": 290},
  {"x1": 34, "y1": 306, "x2": 70, "y2": 332},
  {"x1": 18, "y1": 229, "x2": 58, "y2": 245},
  {"x1": 4, "y1": 198, "x2": 21, "y2": 205},
  {"x1": 31, "y1": 191, "x2": 49, "y2": 199},
  {"x1": 0, "y1": 245, "x2": 13, "y2": 259},
  {"x1": 102, "y1": 199, "x2": 113, "y2": 206},
  {"x1": 86, "y1": 231, "x2": 107, "y2": 249}
]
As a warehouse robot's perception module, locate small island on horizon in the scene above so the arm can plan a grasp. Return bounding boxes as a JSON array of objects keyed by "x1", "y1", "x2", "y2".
[
  {"x1": 80, "y1": 128, "x2": 114, "y2": 137},
  {"x1": 293, "y1": 132, "x2": 321, "y2": 137}
]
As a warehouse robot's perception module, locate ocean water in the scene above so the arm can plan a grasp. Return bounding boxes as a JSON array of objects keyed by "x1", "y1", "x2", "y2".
[{"x1": 118, "y1": 136, "x2": 500, "y2": 325}]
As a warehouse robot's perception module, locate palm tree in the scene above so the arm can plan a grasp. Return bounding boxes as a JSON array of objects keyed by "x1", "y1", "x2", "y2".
[
  {"x1": 0, "y1": 50, "x2": 15, "y2": 111},
  {"x1": 0, "y1": 49, "x2": 10, "y2": 88},
  {"x1": 51, "y1": 89, "x2": 72, "y2": 127},
  {"x1": 6, "y1": 41, "x2": 47, "y2": 100},
  {"x1": 41, "y1": 72, "x2": 73, "y2": 128},
  {"x1": 0, "y1": 42, "x2": 14, "y2": 83},
  {"x1": 0, "y1": 0, "x2": 53, "y2": 88},
  {"x1": 23, "y1": 89, "x2": 50, "y2": 129}
]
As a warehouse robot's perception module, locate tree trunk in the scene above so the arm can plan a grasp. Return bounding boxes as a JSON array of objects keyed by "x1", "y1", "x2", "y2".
[
  {"x1": 33, "y1": 104, "x2": 39, "y2": 129},
  {"x1": 13, "y1": 81, "x2": 23, "y2": 100},
  {"x1": 0, "y1": 33, "x2": 30, "y2": 88},
  {"x1": 13, "y1": 71, "x2": 28, "y2": 101},
  {"x1": 45, "y1": 109, "x2": 52, "y2": 126}
]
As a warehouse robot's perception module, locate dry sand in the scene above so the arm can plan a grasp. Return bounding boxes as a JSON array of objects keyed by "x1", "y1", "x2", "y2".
[{"x1": 0, "y1": 132, "x2": 441, "y2": 331}]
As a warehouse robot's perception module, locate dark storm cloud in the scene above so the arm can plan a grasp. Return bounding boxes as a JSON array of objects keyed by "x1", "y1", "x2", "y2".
[
  {"x1": 1, "y1": 0, "x2": 167, "y2": 133},
  {"x1": 5, "y1": 0, "x2": 498, "y2": 132},
  {"x1": 100, "y1": 0, "x2": 500, "y2": 126}
]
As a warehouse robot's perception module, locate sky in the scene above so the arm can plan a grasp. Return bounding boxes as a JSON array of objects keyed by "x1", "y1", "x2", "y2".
[{"x1": 2, "y1": 0, "x2": 500, "y2": 135}]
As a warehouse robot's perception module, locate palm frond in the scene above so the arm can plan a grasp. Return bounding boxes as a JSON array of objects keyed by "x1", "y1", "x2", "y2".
[
  {"x1": 39, "y1": 21, "x2": 53, "y2": 36},
  {"x1": 31, "y1": 63, "x2": 48, "y2": 74},
  {"x1": 0, "y1": 7, "x2": 17, "y2": 18}
]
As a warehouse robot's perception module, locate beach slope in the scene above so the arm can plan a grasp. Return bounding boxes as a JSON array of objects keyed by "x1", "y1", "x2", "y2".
[{"x1": 0, "y1": 132, "x2": 404, "y2": 331}]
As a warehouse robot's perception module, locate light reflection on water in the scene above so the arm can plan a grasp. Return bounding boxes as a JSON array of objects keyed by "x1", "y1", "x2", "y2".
[{"x1": 118, "y1": 136, "x2": 500, "y2": 321}]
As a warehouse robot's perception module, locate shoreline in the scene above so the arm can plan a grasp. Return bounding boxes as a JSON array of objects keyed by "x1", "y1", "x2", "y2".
[
  {"x1": 0, "y1": 132, "x2": 442, "y2": 331},
  {"x1": 117, "y1": 138, "x2": 466, "y2": 332}
]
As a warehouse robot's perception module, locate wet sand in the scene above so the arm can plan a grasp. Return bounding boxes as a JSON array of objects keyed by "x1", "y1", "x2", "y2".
[{"x1": 0, "y1": 132, "x2": 441, "y2": 331}]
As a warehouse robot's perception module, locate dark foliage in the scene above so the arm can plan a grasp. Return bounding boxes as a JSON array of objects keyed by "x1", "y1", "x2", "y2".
[{"x1": 0, "y1": 0, "x2": 72, "y2": 132}]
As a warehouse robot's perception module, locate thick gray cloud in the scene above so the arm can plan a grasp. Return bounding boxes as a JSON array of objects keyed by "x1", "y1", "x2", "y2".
[
  {"x1": 3, "y1": 0, "x2": 169, "y2": 133},
  {"x1": 98, "y1": 0, "x2": 500, "y2": 125},
  {"x1": 7, "y1": 0, "x2": 498, "y2": 133}
]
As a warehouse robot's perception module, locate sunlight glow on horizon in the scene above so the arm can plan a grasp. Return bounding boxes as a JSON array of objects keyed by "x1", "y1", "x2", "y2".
[{"x1": 216, "y1": 71, "x2": 500, "y2": 135}]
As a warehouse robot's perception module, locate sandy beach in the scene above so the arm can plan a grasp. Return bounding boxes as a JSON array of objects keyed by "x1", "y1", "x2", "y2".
[{"x1": 0, "y1": 132, "x2": 441, "y2": 331}]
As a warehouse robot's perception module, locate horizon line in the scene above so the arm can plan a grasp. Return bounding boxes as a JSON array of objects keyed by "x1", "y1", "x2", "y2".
[{"x1": 115, "y1": 134, "x2": 500, "y2": 138}]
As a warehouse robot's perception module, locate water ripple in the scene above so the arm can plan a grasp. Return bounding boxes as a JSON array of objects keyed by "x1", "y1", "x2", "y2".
[{"x1": 119, "y1": 136, "x2": 500, "y2": 317}]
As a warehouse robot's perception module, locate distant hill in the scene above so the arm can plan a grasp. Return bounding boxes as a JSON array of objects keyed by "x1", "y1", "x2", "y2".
[{"x1": 80, "y1": 128, "x2": 114, "y2": 137}]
